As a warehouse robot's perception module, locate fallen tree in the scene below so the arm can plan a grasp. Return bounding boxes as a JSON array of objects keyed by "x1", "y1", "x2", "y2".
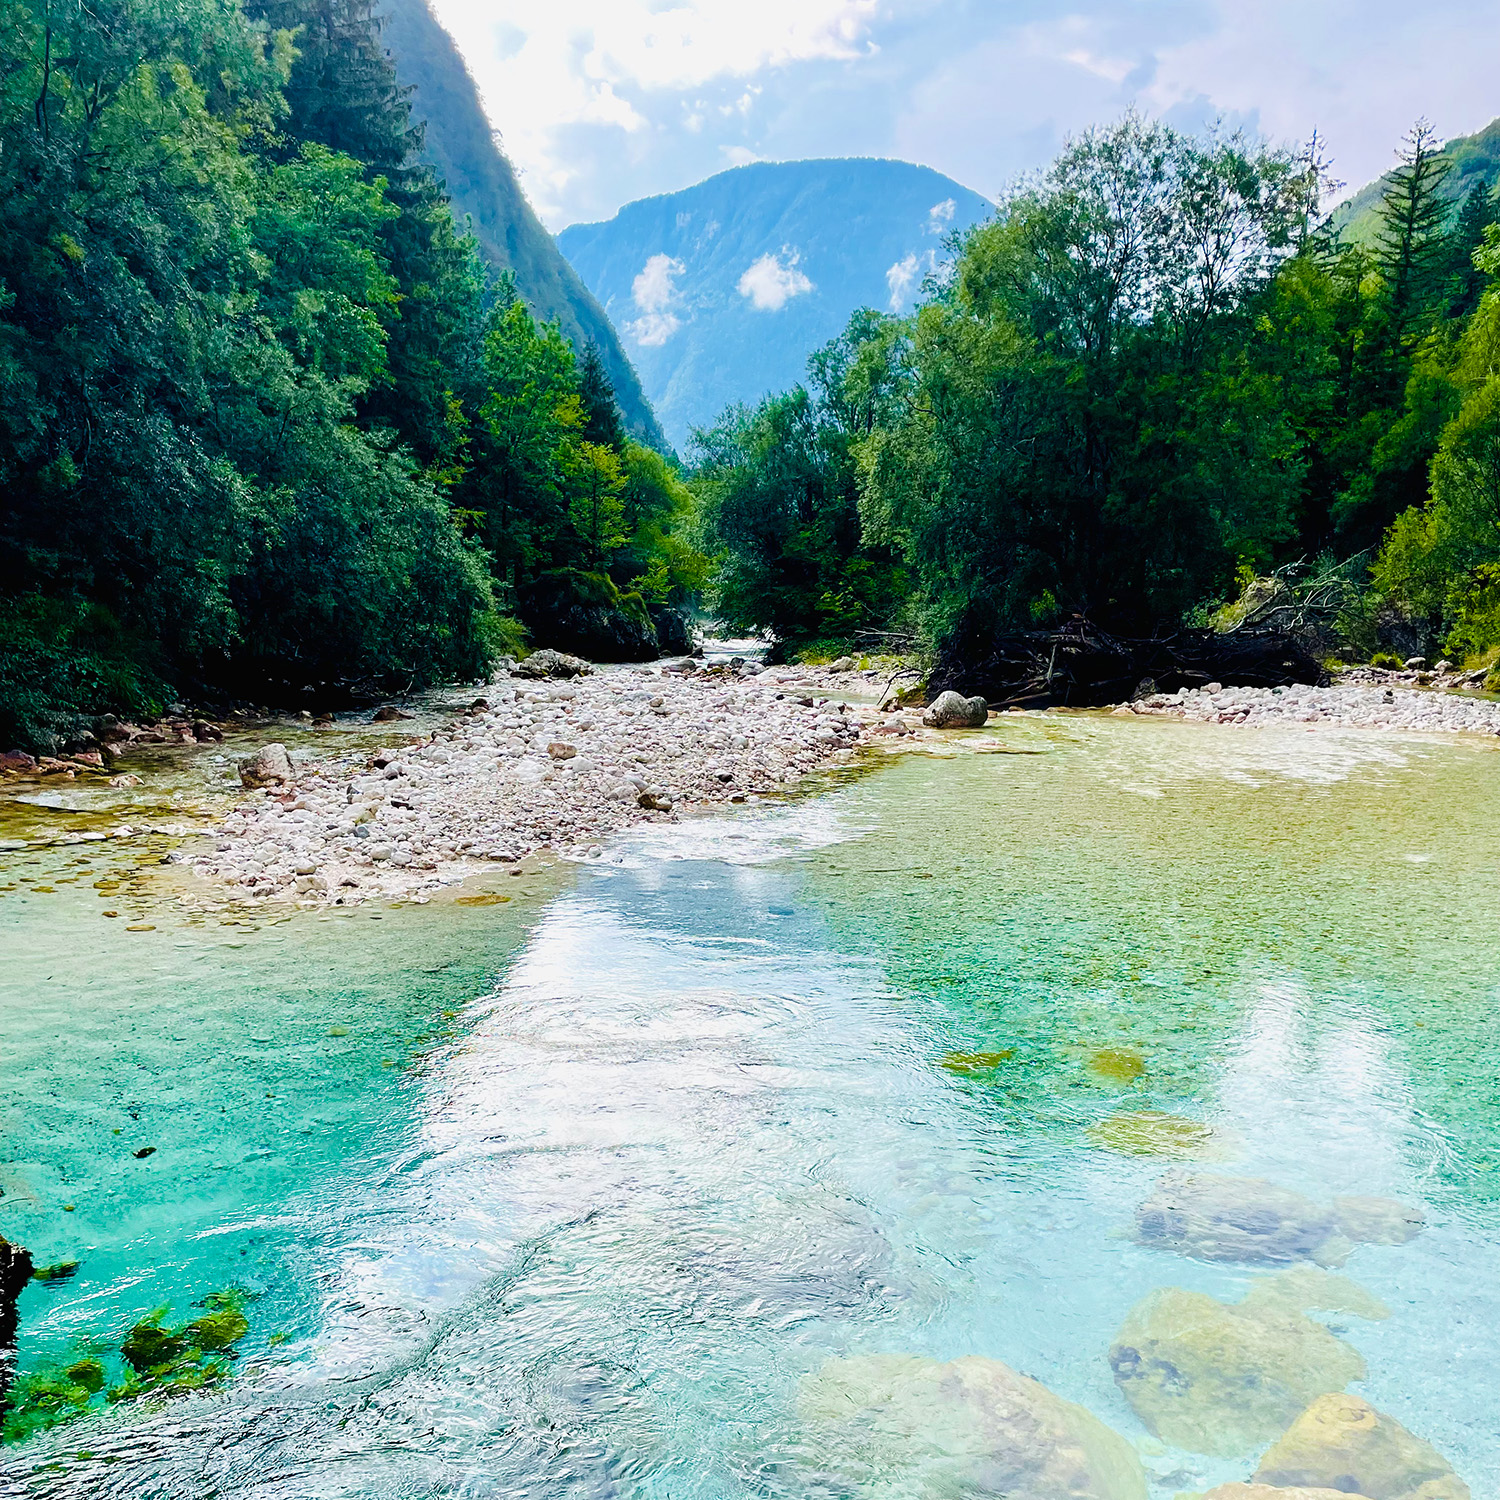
[{"x1": 929, "y1": 618, "x2": 1326, "y2": 708}]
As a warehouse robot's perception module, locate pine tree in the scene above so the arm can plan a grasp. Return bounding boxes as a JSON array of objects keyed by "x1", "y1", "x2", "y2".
[
  {"x1": 1445, "y1": 183, "x2": 1498, "y2": 319},
  {"x1": 1375, "y1": 120, "x2": 1452, "y2": 346},
  {"x1": 579, "y1": 341, "x2": 626, "y2": 451}
]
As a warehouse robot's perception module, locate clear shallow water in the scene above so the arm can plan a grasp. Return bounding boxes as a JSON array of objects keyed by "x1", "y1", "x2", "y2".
[{"x1": 0, "y1": 716, "x2": 1497, "y2": 1496}]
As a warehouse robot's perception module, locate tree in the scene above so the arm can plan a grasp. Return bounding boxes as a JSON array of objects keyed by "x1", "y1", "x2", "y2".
[
  {"x1": 1374, "y1": 120, "x2": 1452, "y2": 352},
  {"x1": 578, "y1": 340, "x2": 626, "y2": 451},
  {"x1": 860, "y1": 117, "x2": 1307, "y2": 640}
]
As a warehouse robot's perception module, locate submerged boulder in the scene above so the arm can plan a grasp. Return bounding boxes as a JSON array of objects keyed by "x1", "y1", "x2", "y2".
[
  {"x1": 798, "y1": 1352, "x2": 1147, "y2": 1499},
  {"x1": 923, "y1": 690, "x2": 990, "y2": 728},
  {"x1": 1184, "y1": 1487, "x2": 1374, "y2": 1499},
  {"x1": 1108, "y1": 1269, "x2": 1386, "y2": 1456},
  {"x1": 1135, "y1": 1170, "x2": 1424, "y2": 1267},
  {"x1": 238, "y1": 742, "x2": 293, "y2": 788},
  {"x1": 1, "y1": 1235, "x2": 34, "y2": 1412},
  {"x1": 1254, "y1": 1394, "x2": 1470, "y2": 1500}
]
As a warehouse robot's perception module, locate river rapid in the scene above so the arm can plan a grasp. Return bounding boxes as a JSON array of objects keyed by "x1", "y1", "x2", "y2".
[{"x1": 0, "y1": 712, "x2": 1496, "y2": 1497}]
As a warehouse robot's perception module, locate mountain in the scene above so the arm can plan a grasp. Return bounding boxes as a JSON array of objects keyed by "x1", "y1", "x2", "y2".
[
  {"x1": 377, "y1": 0, "x2": 666, "y2": 449},
  {"x1": 557, "y1": 159, "x2": 993, "y2": 449},
  {"x1": 1333, "y1": 116, "x2": 1500, "y2": 245}
]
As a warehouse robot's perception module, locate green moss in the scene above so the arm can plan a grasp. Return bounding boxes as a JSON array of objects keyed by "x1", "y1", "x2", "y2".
[{"x1": 0, "y1": 1289, "x2": 253, "y2": 1446}]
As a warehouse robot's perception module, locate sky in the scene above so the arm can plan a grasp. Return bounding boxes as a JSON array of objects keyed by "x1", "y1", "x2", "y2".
[{"x1": 424, "y1": 0, "x2": 1500, "y2": 231}]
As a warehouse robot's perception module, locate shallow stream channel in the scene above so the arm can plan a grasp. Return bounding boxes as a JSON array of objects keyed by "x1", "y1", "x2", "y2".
[{"x1": 0, "y1": 712, "x2": 1497, "y2": 1497}]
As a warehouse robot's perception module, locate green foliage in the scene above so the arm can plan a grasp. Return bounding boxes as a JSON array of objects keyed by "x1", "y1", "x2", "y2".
[
  {"x1": 0, "y1": 0, "x2": 688, "y2": 745},
  {"x1": 692, "y1": 313, "x2": 908, "y2": 653},
  {"x1": 858, "y1": 117, "x2": 1311, "y2": 639}
]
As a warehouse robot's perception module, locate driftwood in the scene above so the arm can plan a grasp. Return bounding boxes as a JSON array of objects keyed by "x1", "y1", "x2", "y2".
[{"x1": 930, "y1": 618, "x2": 1326, "y2": 709}]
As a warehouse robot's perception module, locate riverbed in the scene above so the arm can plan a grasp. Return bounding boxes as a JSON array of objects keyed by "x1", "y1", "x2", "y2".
[{"x1": 1, "y1": 712, "x2": 1496, "y2": 1497}]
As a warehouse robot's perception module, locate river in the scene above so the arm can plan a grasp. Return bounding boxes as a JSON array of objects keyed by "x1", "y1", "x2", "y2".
[{"x1": 0, "y1": 712, "x2": 1496, "y2": 1496}]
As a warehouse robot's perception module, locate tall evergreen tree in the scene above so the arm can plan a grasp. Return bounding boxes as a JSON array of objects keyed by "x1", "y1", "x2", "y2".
[
  {"x1": 1375, "y1": 120, "x2": 1452, "y2": 348},
  {"x1": 578, "y1": 341, "x2": 626, "y2": 452},
  {"x1": 1445, "y1": 183, "x2": 1498, "y2": 319}
]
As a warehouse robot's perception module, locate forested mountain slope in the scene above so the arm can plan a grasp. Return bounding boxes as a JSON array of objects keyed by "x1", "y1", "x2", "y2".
[
  {"x1": 1335, "y1": 116, "x2": 1500, "y2": 244},
  {"x1": 377, "y1": 0, "x2": 665, "y2": 449},
  {"x1": 558, "y1": 159, "x2": 992, "y2": 449}
]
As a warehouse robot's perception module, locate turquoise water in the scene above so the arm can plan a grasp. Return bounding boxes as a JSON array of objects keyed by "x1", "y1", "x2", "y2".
[{"x1": 0, "y1": 715, "x2": 1496, "y2": 1496}]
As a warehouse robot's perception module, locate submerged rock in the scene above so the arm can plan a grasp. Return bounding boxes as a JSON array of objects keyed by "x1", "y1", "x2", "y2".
[
  {"x1": 798, "y1": 1352, "x2": 1147, "y2": 1499},
  {"x1": 1108, "y1": 1269, "x2": 1386, "y2": 1456},
  {"x1": 1253, "y1": 1393, "x2": 1470, "y2": 1500},
  {"x1": 1134, "y1": 1170, "x2": 1423, "y2": 1267},
  {"x1": 1089, "y1": 1112, "x2": 1236, "y2": 1160},
  {"x1": 238, "y1": 742, "x2": 293, "y2": 788},
  {"x1": 923, "y1": 690, "x2": 990, "y2": 728},
  {"x1": 1184, "y1": 1486, "x2": 1374, "y2": 1499}
]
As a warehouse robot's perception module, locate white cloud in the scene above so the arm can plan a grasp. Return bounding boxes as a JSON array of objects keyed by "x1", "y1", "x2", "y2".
[
  {"x1": 738, "y1": 252, "x2": 815, "y2": 311},
  {"x1": 627, "y1": 253, "x2": 686, "y2": 345},
  {"x1": 927, "y1": 198, "x2": 956, "y2": 234},
  {"x1": 886, "y1": 248, "x2": 937, "y2": 310},
  {"x1": 427, "y1": 0, "x2": 879, "y2": 225}
]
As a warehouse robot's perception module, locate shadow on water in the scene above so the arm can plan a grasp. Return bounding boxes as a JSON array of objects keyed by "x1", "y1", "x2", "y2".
[{"x1": 0, "y1": 715, "x2": 1496, "y2": 1496}]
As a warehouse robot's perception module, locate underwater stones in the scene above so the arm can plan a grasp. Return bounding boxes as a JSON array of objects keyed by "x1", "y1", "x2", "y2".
[
  {"x1": 1088, "y1": 1113, "x2": 1232, "y2": 1160},
  {"x1": 1253, "y1": 1394, "x2": 1470, "y2": 1500},
  {"x1": 1134, "y1": 1171, "x2": 1425, "y2": 1267},
  {"x1": 1, "y1": 1235, "x2": 33, "y2": 1403},
  {"x1": 941, "y1": 1049, "x2": 1015, "y2": 1075},
  {"x1": 923, "y1": 690, "x2": 990, "y2": 728},
  {"x1": 798, "y1": 1352, "x2": 1147, "y2": 1500},
  {"x1": 1087, "y1": 1048, "x2": 1146, "y2": 1083},
  {"x1": 1108, "y1": 1270, "x2": 1386, "y2": 1456},
  {"x1": 1332, "y1": 1196, "x2": 1425, "y2": 1246},
  {"x1": 239, "y1": 742, "x2": 293, "y2": 788}
]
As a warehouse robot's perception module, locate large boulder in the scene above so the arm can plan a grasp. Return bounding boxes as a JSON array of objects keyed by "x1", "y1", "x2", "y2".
[
  {"x1": 650, "y1": 604, "x2": 696, "y2": 658},
  {"x1": 798, "y1": 1352, "x2": 1147, "y2": 1499},
  {"x1": 514, "y1": 648, "x2": 591, "y2": 680},
  {"x1": 521, "y1": 568, "x2": 658, "y2": 662},
  {"x1": 923, "y1": 690, "x2": 990, "y2": 728},
  {"x1": 1108, "y1": 1270, "x2": 1386, "y2": 1456},
  {"x1": 238, "y1": 742, "x2": 293, "y2": 788},
  {"x1": 1134, "y1": 1171, "x2": 1423, "y2": 1267},
  {"x1": 1254, "y1": 1394, "x2": 1470, "y2": 1500}
]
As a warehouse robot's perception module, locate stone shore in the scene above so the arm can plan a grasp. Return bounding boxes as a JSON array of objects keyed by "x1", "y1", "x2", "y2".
[
  {"x1": 186, "y1": 661, "x2": 916, "y2": 909},
  {"x1": 1119, "y1": 676, "x2": 1500, "y2": 735}
]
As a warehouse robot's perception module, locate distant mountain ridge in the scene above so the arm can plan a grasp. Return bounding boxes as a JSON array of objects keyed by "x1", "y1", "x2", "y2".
[
  {"x1": 377, "y1": 0, "x2": 665, "y2": 449},
  {"x1": 558, "y1": 158, "x2": 993, "y2": 449},
  {"x1": 1333, "y1": 116, "x2": 1500, "y2": 244}
]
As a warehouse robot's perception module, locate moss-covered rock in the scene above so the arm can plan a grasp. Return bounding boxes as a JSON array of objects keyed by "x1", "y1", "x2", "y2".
[{"x1": 521, "y1": 569, "x2": 659, "y2": 662}]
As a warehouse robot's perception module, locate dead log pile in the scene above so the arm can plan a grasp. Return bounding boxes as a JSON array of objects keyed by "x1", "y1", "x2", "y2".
[{"x1": 929, "y1": 618, "x2": 1326, "y2": 709}]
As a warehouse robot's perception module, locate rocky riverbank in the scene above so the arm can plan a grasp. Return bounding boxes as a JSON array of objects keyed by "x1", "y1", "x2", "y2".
[
  {"x1": 1119, "y1": 675, "x2": 1500, "y2": 735},
  {"x1": 184, "y1": 659, "x2": 921, "y2": 909}
]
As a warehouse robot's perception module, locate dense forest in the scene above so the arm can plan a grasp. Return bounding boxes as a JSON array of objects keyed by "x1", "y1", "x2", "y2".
[
  {"x1": 6, "y1": 0, "x2": 1500, "y2": 753},
  {"x1": 0, "y1": 0, "x2": 699, "y2": 749},
  {"x1": 694, "y1": 117, "x2": 1500, "y2": 674}
]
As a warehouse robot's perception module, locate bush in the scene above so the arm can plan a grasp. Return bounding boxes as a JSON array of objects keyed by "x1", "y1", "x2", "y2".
[{"x1": 0, "y1": 597, "x2": 162, "y2": 753}]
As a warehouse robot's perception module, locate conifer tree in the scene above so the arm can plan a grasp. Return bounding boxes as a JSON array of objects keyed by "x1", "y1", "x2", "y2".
[
  {"x1": 579, "y1": 341, "x2": 626, "y2": 452},
  {"x1": 1375, "y1": 120, "x2": 1452, "y2": 347},
  {"x1": 1445, "y1": 183, "x2": 1498, "y2": 319}
]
